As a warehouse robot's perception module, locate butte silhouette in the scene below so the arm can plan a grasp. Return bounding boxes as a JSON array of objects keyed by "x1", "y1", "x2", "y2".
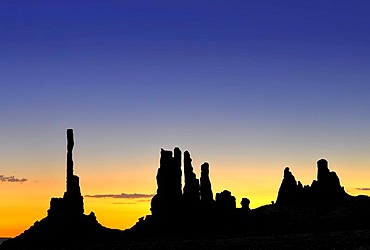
[{"x1": 2, "y1": 131, "x2": 370, "y2": 250}]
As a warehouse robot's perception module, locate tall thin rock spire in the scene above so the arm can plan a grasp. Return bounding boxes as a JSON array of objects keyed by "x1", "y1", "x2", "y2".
[
  {"x1": 63, "y1": 128, "x2": 84, "y2": 215},
  {"x1": 66, "y1": 128, "x2": 74, "y2": 193}
]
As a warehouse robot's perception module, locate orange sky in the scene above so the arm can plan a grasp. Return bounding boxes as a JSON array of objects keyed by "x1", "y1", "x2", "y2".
[{"x1": 1, "y1": 155, "x2": 370, "y2": 238}]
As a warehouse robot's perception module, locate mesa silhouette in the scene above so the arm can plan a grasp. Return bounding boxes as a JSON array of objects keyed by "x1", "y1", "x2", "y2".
[{"x1": 2, "y1": 130, "x2": 370, "y2": 250}]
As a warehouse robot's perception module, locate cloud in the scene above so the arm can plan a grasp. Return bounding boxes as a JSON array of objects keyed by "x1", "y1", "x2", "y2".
[
  {"x1": 0, "y1": 175, "x2": 28, "y2": 183},
  {"x1": 356, "y1": 188, "x2": 370, "y2": 191},
  {"x1": 137, "y1": 199, "x2": 151, "y2": 202},
  {"x1": 85, "y1": 193, "x2": 154, "y2": 199}
]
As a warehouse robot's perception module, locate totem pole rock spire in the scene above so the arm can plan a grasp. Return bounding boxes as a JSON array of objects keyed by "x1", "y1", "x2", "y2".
[
  {"x1": 66, "y1": 129, "x2": 74, "y2": 193},
  {"x1": 62, "y1": 129, "x2": 83, "y2": 216},
  {"x1": 2, "y1": 129, "x2": 116, "y2": 250}
]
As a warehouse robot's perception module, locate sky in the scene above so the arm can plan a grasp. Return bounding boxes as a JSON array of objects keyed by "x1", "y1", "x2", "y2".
[{"x1": 1, "y1": 0, "x2": 370, "y2": 237}]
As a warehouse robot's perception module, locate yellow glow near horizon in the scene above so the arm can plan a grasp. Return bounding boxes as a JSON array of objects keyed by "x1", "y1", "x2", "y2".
[
  {"x1": 84, "y1": 197, "x2": 151, "y2": 231},
  {"x1": 0, "y1": 182, "x2": 52, "y2": 237},
  {"x1": 1, "y1": 158, "x2": 370, "y2": 238}
]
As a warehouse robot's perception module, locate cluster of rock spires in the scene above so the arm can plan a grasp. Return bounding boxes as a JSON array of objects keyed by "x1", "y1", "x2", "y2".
[
  {"x1": 141, "y1": 148, "x2": 245, "y2": 235},
  {"x1": 151, "y1": 148, "x2": 250, "y2": 213},
  {"x1": 2, "y1": 130, "x2": 370, "y2": 250},
  {"x1": 150, "y1": 148, "x2": 238, "y2": 218},
  {"x1": 276, "y1": 159, "x2": 347, "y2": 206},
  {"x1": 132, "y1": 150, "x2": 370, "y2": 236}
]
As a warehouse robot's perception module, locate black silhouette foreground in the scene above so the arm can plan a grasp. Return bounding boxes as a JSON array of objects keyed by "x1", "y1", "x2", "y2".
[{"x1": 2, "y1": 134, "x2": 370, "y2": 249}]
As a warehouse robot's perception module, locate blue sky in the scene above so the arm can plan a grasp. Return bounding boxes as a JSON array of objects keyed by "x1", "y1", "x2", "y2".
[
  {"x1": 1, "y1": 0, "x2": 370, "y2": 208},
  {"x1": 2, "y1": 0, "x2": 370, "y2": 144}
]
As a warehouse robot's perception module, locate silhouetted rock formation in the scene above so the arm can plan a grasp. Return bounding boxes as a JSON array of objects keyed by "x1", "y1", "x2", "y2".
[
  {"x1": 183, "y1": 151, "x2": 200, "y2": 207},
  {"x1": 241, "y1": 198, "x2": 250, "y2": 211},
  {"x1": 142, "y1": 148, "x2": 219, "y2": 235},
  {"x1": 276, "y1": 159, "x2": 348, "y2": 207},
  {"x1": 151, "y1": 148, "x2": 182, "y2": 217},
  {"x1": 1, "y1": 129, "x2": 120, "y2": 250},
  {"x1": 276, "y1": 167, "x2": 301, "y2": 205},
  {"x1": 311, "y1": 159, "x2": 345, "y2": 201},
  {"x1": 5, "y1": 138, "x2": 370, "y2": 250},
  {"x1": 200, "y1": 162, "x2": 214, "y2": 206},
  {"x1": 216, "y1": 190, "x2": 236, "y2": 211},
  {"x1": 48, "y1": 129, "x2": 84, "y2": 217}
]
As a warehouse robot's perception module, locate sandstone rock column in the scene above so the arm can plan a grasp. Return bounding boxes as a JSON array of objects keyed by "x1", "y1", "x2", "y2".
[
  {"x1": 66, "y1": 129, "x2": 75, "y2": 193},
  {"x1": 151, "y1": 148, "x2": 182, "y2": 217},
  {"x1": 200, "y1": 162, "x2": 213, "y2": 204},
  {"x1": 183, "y1": 151, "x2": 200, "y2": 205},
  {"x1": 317, "y1": 159, "x2": 329, "y2": 182},
  {"x1": 314, "y1": 159, "x2": 344, "y2": 201},
  {"x1": 174, "y1": 147, "x2": 182, "y2": 198},
  {"x1": 63, "y1": 129, "x2": 84, "y2": 216},
  {"x1": 276, "y1": 167, "x2": 301, "y2": 205}
]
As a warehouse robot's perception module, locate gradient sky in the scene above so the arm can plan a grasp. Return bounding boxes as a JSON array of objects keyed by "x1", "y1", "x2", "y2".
[{"x1": 1, "y1": 0, "x2": 370, "y2": 237}]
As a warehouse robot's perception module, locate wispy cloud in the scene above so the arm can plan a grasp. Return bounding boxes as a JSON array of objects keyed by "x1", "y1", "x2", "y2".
[
  {"x1": 356, "y1": 188, "x2": 370, "y2": 191},
  {"x1": 85, "y1": 193, "x2": 154, "y2": 199},
  {"x1": 137, "y1": 199, "x2": 151, "y2": 202},
  {"x1": 0, "y1": 175, "x2": 27, "y2": 183}
]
